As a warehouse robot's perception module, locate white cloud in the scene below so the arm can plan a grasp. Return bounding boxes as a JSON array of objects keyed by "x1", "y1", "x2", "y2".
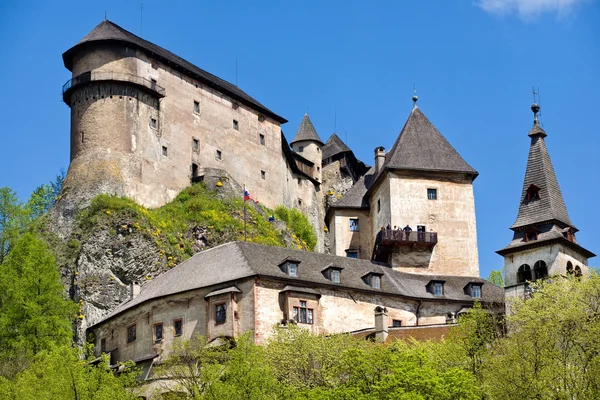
[{"x1": 477, "y1": 0, "x2": 589, "y2": 18}]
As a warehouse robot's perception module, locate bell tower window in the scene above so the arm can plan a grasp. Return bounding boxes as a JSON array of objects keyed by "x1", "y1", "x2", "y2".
[
  {"x1": 517, "y1": 264, "x2": 532, "y2": 283},
  {"x1": 526, "y1": 184, "x2": 541, "y2": 202},
  {"x1": 534, "y1": 260, "x2": 548, "y2": 280}
]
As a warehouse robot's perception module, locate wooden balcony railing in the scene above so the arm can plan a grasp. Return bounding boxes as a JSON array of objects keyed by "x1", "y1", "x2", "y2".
[{"x1": 378, "y1": 229, "x2": 438, "y2": 247}]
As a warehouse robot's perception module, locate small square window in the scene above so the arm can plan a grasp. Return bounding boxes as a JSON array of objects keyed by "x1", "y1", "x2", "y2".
[
  {"x1": 258, "y1": 115, "x2": 265, "y2": 122},
  {"x1": 288, "y1": 262, "x2": 298, "y2": 277},
  {"x1": 233, "y1": 120, "x2": 239, "y2": 130},
  {"x1": 433, "y1": 282, "x2": 444, "y2": 296},
  {"x1": 193, "y1": 138, "x2": 199, "y2": 151},
  {"x1": 350, "y1": 218, "x2": 359, "y2": 232},
  {"x1": 259, "y1": 134, "x2": 265, "y2": 145},
  {"x1": 330, "y1": 269, "x2": 341, "y2": 283},
  {"x1": 427, "y1": 188, "x2": 437, "y2": 200},
  {"x1": 298, "y1": 146, "x2": 304, "y2": 152},
  {"x1": 417, "y1": 225, "x2": 426, "y2": 233},
  {"x1": 347, "y1": 250, "x2": 358, "y2": 259},
  {"x1": 127, "y1": 325, "x2": 136, "y2": 343},
  {"x1": 150, "y1": 117, "x2": 157, "y2": 129},
  {"x1": 216, "y1": 150, "x2": 222, "y2": 160},
  {"x1": 193, "y1": 100, "x2": 200, "y2": 114},
  {"x1": 154, "y1": 323, "x2": 163, "y2": 342},
  {"x1": 472, "y1": 285, "x2": 481, "y2": 298},
  {"x1": 232, "y1": 102, "x2": 239, "y2": 110},
  {"x1": 392, "y1": 320, "x2": 402, "y2": 327},
  {"x1": 261, "y1": 170, "x2": 266, "y2": 180},
  {"x1": 162, "y1": 146, "x2": 168, "y2": 157},
  {"x1": 371, "y1": 275, "x2": 381, "y2": 289},
  {"x1": 173, "y1": 319, "x2": 183, "y2": 337},
  {"x1": 298, "y1": 198, "x2": 303, "y2": 206},
  {"x1": 317, "y1": 147, "x2": 320, "y2": 153},
  {"x1": 215, "y1": 304, "x2": 227, "y2": 324}
]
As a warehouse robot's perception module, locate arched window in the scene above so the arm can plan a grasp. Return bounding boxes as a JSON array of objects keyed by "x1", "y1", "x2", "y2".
[
  {"x1": 575, "y1": 265, "x2": 582, "y2": 277},
  {"x1": 517, "y1": 264, "x2": 532, "y2": 283},
  {"x1": 534, "y1": 260, "x2": 548, "y2": 280},
  {"x1": 566, "y1": 261, "x2": 574, "y2": 275}
]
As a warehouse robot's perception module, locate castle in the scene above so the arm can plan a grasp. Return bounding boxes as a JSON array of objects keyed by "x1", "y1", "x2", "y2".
[{"x1": 55, "y1": 20, "x2": 593, "y2": 382}]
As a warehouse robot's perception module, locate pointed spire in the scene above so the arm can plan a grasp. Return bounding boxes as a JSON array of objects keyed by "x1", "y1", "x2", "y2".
[
  {"x1": 511, "y1": 104, "x2": 573, "y2": 230},
  {"x1": 412, "y1": 84, "x2": 418, "y2": 109},
  {"x1": 290, "y1": 114, "x2": 324, "y2": 146}
]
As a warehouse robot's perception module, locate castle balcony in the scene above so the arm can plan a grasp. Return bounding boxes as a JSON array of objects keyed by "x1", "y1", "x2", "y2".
[
  {"x1": 62, "y1": 71, "x2": 166, "y2": 104},
  {"x1": 372, "y1": 229, "x2": 438, "y2": 262}
]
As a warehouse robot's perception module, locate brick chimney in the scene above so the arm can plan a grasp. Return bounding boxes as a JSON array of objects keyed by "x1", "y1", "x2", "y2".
[
  {"x1": 374, "y1": 147, "x2": 385, "y2": 174},
  {"x1": 374, "y1": 306, "x2": 388, "y2": 342},
  {"x1": 130, "y1": 282, "x2": 141, "y2": 300}
]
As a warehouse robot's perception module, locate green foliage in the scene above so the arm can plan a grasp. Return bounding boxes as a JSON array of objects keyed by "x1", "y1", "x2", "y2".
[
  {"x1": 0, "y1": 233, "x2": 78, "y2": 377},
  {"x1": 274, "y1": 205, "x2": 317, "y2": 251},
  {"x1": 26, "y1": 170, "x2": 65, "y2": 220},
  {"x1": 0, "y1": 187, "x2": 28, "y2": 264},
  {"x1": 485, "y1": 270, "x2": 505, "y2": 287},
  {"x1": 0, "y1": 345, "x2": 138, "y2": 400}
]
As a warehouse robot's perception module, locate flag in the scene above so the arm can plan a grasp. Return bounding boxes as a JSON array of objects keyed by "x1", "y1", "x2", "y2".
[{"x1": 244, "y1": 186, "x2": 252, "y2": 202}]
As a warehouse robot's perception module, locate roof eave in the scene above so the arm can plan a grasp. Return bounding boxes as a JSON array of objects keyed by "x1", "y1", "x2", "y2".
[{"x1": 496, "y1": 236, "x2": 595, "y2": 258}]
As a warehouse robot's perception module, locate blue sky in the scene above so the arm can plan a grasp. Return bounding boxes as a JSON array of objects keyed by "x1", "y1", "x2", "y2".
[{"x1": 0, "y1": 0, "x2": 598, "y2": 278}]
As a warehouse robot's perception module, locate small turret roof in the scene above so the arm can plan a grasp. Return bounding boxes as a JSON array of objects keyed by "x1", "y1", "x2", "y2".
[
  {"x1": 511, "y1": 120, "x2": 574, "y2": 230},
  {"x1": 290, "y1": 114, "x2": 324, "y2": 146},
  {"x1": 322, "y1": 133, "x2": 351, "y2": 160},
  {"x1": 62, "y1": 20, "x2": 287, "y2": 124},
  {"x1": 382, "y1": 107, "x2": 478, "y2": 176}
]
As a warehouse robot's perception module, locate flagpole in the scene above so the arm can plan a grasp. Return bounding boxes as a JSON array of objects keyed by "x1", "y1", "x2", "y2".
[{"x1": 243, "y1": 185, "x2": 247, "y2": 242}]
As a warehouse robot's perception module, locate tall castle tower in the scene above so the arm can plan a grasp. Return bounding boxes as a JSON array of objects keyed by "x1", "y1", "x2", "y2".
[
  {"x1": 290, "y1": 114, "x2": 324, "y2": 183},
  {"x1": 497, "y1": 103, "x2": 595, "y2": 300}
]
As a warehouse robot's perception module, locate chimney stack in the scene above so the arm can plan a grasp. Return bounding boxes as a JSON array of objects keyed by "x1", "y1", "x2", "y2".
[
  {"x1": 130, "y1": 282, "x2": 141, "y2": 300},
  {"x1": 374, "y1": 147, "x2": 385, "y2": 173},
  {"x1": 374, "y1": 306, "x2": 388, "y2": 342}
]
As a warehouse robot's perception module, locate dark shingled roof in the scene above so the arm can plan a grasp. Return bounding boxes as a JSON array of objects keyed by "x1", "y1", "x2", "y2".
[
  {"x1": 91, "y1": 242, "x2": 502, "y2": 328},
  {"x1": 327, "y1": 166, "x2": 377, "y2": 212},
  {"x1": 511, "y1": 123, "x2": 574, "y2": 230},
  {"x1": 63, "y1": 20, "x2": 287, "y2": 124},
  {"x1": 322, "y1": 133, "x2": 351, "y2": 160},
  {"x1": 290, "y1": 114, "x2": 324, "y2": 146},
  {"x1": 382, "y1": 107, "x2": 478, "y2": 176}
]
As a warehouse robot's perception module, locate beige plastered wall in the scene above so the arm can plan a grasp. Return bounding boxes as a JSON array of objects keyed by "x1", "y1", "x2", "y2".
[{"x1": 332, "y1": 209, "x2": 371, "y2": 259}]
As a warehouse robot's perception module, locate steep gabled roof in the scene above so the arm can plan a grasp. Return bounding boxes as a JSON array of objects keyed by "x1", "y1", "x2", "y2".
[
  {"x1": 382, "y1": 107, "x2": 477, "y2": 176},
  {"x1": 510, "y1": 122, "x2": 574, "y2": 230},
  {"x1": 290, "y1": 114, "x2": 324, "y2": 146},
  {"x1": 90, "y1": 241, "x2": 503, "y2": 328},
  {"x1": 63, "y1": 20, "x2": 287, "y2": 123},
  {"x1": 322, "y1": 133, "x2": 351, "y2": 160}
]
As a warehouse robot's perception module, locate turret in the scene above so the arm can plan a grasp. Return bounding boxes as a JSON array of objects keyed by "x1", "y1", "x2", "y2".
[{"x1": 290, "y1": 114, "x2": 324, "y2": 182}]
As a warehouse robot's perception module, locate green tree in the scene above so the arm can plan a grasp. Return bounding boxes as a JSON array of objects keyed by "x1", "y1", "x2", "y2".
[
  {"x1": 0, "y1": 345, "x2": 138, "y2": 400},
  {"x1": 26, "y1": 170, "x2": 65, "y2": 219},
  {"x1": 486, "y1": 270, "x2": 504, "y2": 287},
  {"x1": 0, "y1": 187, "x2": 28, "y2": 264},
  {"x1": 483, "y1": 274, "x2": 600, "y2": 400},
  {"x1": 0, "y1": 233, "x2": 77, "y2": 377}
]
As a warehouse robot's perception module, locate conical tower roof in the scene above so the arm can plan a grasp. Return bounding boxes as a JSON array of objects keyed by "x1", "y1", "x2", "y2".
[
  {"x1": 382, "y1": 107, "x2": 477, "y2": 176},
  {"x1": 322, "y1": 133, "x2": 351, "y2": 159},
  {"x1": 510, "y1": 110, "x2": 574, "y2": 230},
  {"x1": 290, "y1": 114, "x2": 324, "y2": 146}
]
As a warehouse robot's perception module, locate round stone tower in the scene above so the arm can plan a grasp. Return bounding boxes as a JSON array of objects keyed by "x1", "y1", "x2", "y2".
[{"x1": 290, "y1": 113, "x2": 324, "y2": 182}]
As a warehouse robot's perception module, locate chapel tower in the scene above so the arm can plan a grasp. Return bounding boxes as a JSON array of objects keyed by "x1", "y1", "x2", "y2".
[{"x1": 497, "y1": 103, "x2": 595, "y2": 300}]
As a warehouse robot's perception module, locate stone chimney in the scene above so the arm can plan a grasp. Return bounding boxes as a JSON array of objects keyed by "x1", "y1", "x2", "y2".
[
  {"x1": 374, "y1": 306, "x2": 388, "y2": 342},
  {"x1": 374, "y1": 147, "x2": 385, "y2": 173},
  {"x1": 130, "y1": 282, "x2": 141, "y2": 300}
]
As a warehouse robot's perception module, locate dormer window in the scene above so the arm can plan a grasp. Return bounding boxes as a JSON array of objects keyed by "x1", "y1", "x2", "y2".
[
  {"x1": 524, "y1": 228, "x2": 538, "y2": 242},
  {"x1": 280, "y1": 259, "x2": 300, "y2": 277},
  {"x1": 465, "y1": 283, "x2": 482, "y2": 298},
  {"x1": 526, "y1": 184, "x2": 541, "y2": 202},
  {"x1": 323, "y1": 265, "x2": 343, "y2": 284},
  {"x1": 363, "y1": 273, "x2": 383, "y2": 289},
  {"x1": 428, "y1": 280, "x2": 445, "y2": 296}
]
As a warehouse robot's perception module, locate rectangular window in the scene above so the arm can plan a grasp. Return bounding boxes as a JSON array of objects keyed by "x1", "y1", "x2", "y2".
[
  {"x1": 377, "y1": 199, "x2": 381, "y2": 212},
  {"x1": 216, "y1": 150, "x2": 222, "y2": 160},
  {"x1": 472, "y1": 285, "x2": 481, "y2": 298},
  {"x1": 434, "y1": 282, "x2": 443, "y2": 296},
  {"x1": 173, "y1": 319, "x2": 183, "y2": 337},
  {"x1": 233, "y1": 120, "x2": 239, "y2": 130},
  {"x1": 192, "y1": 138, "x2": 199, "y2": 151},
  {"x1": 100, "y1": 338, "x2": 106, "y2": 353},
  {"x1": 349, "y1": 218, "x2": 359, "y2": 232},
  {"x1": 261, "y1": 170, "x2": 266, "y2": 180},
  {"x1": 154, "y1": 323, "x2": 163, "y2": 342},
  {"x1": 371, "y1": 275, "x2": 381, "y2": 289},
  {"x1": 417, "y1": 225, "x2": 426, "y2": 232},
  {"x1": 427, "y1": 188, "x2": 437, "y2": 200},
  {"x1": 346, "y1": 251, "x2": 358, "y2": 259},
  {"x1": 298, "y1": 146, "x2": 304, "y2": 152},
  {"x1": 259, "y1": 134, "x2": 265, "y2": 145},
  {"x1": 150, "y1": 117, "x2": 157, "y2": 129},
  {"x1": 127, "y1": 325, "x2": 136, "y2": 343},
  {"x1": 293, "y1": 301, "x2": 313, "y2": 324},
  {"x1": 392, "y1": 320, "x2": 402, "y2": 327},
  {"x1": 215, "y1": 304, "x2": 227, "y2": 324},
  {"x1": 193, "y1": 100, "x2": 200, "y2": 114},
  {"x1": 162, "y1": 146, "x2": 168, "y2": 157},
  {"x1": 288, "y1": 262, "x2": 298, "y2": 277},
  {"x1": 330, "y1": 269, "x2": 341, "y2": 283}
]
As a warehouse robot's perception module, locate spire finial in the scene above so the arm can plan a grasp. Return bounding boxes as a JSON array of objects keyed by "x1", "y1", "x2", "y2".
[
  {"x1": 412, "y1": 83, "x2": 418, "y2": 108},
  {"x1": 531, "y1": 86, "x2": 540, "y2": 125}
]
